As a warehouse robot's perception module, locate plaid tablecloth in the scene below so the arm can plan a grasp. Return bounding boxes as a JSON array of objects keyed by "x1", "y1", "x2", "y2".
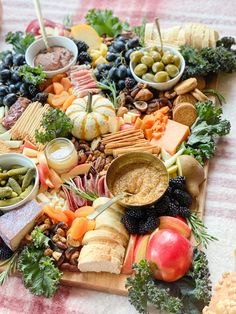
[{"x1": 0, "y1": 1, "x2": 236, "y2": 313}]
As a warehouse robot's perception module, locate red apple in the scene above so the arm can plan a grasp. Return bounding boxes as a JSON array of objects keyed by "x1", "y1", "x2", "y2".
[
  {"x1": 146, "y1": 228, "x2": 193, "y2": 282},
  {"x1": 37, "y1": 151, "x2": 50, "y2": 177},
  {"x1": 37, "y1": 164, "x2": 48, "y2": 189},
  {"x1": 121, "y1": 235, "x2": 137, "y2": 275},
  {"x1": 23, "y1": 140, "x2": 38, "y2": 151},
  {"x1": 48, "y1": 168, "x2": 63, "y2": 189},
  {"x1": 134, "y1": 234, "x2": 150, "y2": 263},
  {"x1": 175, "y1": 215, "x2": 187, "y2": 224},
  {"x1": 159, "y1": 216, "x2": 191, "y2": 238}
]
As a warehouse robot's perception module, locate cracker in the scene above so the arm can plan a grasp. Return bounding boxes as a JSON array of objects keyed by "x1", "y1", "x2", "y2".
[{"x1": 173, "y1": 102, "x2": 197, "y2": 127}]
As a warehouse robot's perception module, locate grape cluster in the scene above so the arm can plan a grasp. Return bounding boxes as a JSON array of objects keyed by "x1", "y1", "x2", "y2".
[
  {"x1": 0, "y1": 52, "x2": 47, "y2": 107},
  {"x1": 94, "y1": 36, "x2": 141, "y2": 93}
]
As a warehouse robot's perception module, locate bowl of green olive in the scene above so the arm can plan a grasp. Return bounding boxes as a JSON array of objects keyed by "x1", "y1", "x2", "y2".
[
  {"x1": 130, "y1": 45, "x2": 185, "y2": 91},
  {"x1": 0, "y1": 153, "x2": 39, "y2": 212}
]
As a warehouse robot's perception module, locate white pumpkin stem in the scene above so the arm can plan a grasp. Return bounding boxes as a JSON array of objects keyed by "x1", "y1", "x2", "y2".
[{"x1": 87, "y1": 92, "x2": 93, "y2": 113}]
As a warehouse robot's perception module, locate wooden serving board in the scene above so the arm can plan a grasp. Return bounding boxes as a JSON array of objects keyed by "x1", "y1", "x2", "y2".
[{"x1": 0, "y1": 76, "x2": 217, "y2": 296}]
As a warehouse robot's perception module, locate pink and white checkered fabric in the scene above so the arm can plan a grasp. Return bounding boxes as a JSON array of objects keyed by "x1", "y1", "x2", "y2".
[{"x1": 0, "y1": 1, "x2": 236, "y2": 313}]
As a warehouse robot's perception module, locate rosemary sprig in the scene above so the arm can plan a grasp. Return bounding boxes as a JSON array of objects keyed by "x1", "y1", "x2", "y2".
[
  {"x1": 0, "y1": 252, "x2": 18, "y2": 286},
  {"x1": 97, "y1": 81, "x2": 118, "y2": 108},
  {"x1": 203, "y1": 89, "x2": 226, "y2": 106},
  {"x1": 63, "y1": 179, "x2": 98, "y2": 202},
  {"x1": 187, "y1": 212, "x2": 218, "y2": 248}
]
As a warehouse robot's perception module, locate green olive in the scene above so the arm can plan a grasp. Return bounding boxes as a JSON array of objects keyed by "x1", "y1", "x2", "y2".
[
  {"x1": 130, "y1": 51, "x2": 144, "y2": 63},
  {"x1": 149, "y1": 51, "x2": 162, "y2": 62},
  {"x1": 149, "y1": 46, "x2": 159, "y2": 52},
  {"x1": 173, "y1": 55, "x2": 181, "y2": 68},
  {"x1": 162, "y1": 53, "x2": 174, "y2": 65},
  {"x1": 134, "y1": 64, "x2": 148, "y2": 77},
  {"x1": 152, "y1": 62, "x2": 164, "y2": 73},
  {"x1": 142, "y1": 73, "x2": 155, "y2": 82},
  {"x1": 165, "y1": 64, "x2": 179, "y2": 78},
  {"x1": 141, "y1": 55, "x2": 154, "y2": 67},
  {"x1": 154, "y1": 71, "x2": 170, "y2": 83}
]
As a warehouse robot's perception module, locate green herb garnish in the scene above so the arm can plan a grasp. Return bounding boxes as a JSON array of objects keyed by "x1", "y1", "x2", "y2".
[
  {"x1": 35, "y1": 108, "x2": 73, "y2": 144},
  {"x1": 202, "y1": 89, "x2": 226, "y2": 106},
  {"x1": 0, "y1": 252, "x2": 18, "y2": 286},
  {"x1": 18, "y1": 227, "x2": 62, "y2": 298},
  {"x1": 182, "y1": 100, "x2": 231, "y2": 164},
  {"x1": 5, "y1": 31, "x2": 35, "y2": 54},
  {"x1": 187, "y1": 212, "x2": 218, "y2": 248},
  {"x1": 63, "y1": 178, "x2": 98, "y2": 202},
  {"x1": 18, "y1": 64, "x2": 46, "y2": 85},
  {"x1": 97, "y1": 81, "x2": 118, "y2": 107},
  {"x1": 133, "y1": 18, "x2": 147, "y2": 46},
  {"x1": 126, "y1": 249, "x2": 212, "y2": 314},
  {"x1": 85, "y1": 9, "x2": 130, "y2": 37}
]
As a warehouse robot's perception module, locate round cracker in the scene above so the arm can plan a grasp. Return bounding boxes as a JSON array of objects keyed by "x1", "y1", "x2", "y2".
[
  {"x1": 173, "y1": 94, "x2": 197, "y2": 106},
  {"x1": 173, "y1": 102, "x2": 197, "y2": 126}
]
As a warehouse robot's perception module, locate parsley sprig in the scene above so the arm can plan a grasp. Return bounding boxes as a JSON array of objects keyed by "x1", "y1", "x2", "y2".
[{"x1": 35, "y1": 108, "x2": 73, "y2": 144}]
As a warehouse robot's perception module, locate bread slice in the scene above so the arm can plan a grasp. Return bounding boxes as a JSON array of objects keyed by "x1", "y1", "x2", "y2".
[
  {"x1": 78, "y1": 253, "x2": 122, "y2": 274},
  {"x1": 93, "y1": 197, "x2": 125, "y2": 216},
  {"x1": 78, "y1": 242, "x2": 125, "y2": 274},
  {"x1": 79, "y1": 242, "x2": 125, "y2": 260},
  {"x1": 82, "y1": 229, "x2": 126, "y2": 247},
  {"x1": 96, "y1": 217, "x2": 129, "y2": 242}
]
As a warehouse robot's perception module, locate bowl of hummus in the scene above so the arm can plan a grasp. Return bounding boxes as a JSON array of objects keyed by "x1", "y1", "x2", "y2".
[
  {"x1": 106, "y1": 152, "x2": 169, "y2": 208},
  {"x1": 25, "y1": 36, "x2": 78, "y2": 77}
]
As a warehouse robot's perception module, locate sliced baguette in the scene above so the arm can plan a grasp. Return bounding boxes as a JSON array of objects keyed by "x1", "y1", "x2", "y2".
[
  {"x1": 82, "y1": 229, "x2": 126, "y2": 247},
  {"x1": 95, "y1": 209, "x2": 122, "y2": 224},
  {"x1": 93, "y1": 197, "x2": 125, "y2": 216},
  {"x1": 79, "y1": 242, "x2": 125, "y2": 261},
  {"x1": 95, "y1": 217, "x2": 129, "y2": 242},
  {"x1": 78, "y1": 253, "x2": 122, "y2": 274}
]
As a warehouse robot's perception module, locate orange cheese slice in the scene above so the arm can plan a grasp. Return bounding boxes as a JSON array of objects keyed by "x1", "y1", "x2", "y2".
[{"x1": 150, "y1": 119, "x2": 190, "y2": 155}]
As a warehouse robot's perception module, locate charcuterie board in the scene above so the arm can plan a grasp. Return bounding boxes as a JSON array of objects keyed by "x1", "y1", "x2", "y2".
[{"x1": 0, "y1": 8, "x2": 232, "y2": 312}]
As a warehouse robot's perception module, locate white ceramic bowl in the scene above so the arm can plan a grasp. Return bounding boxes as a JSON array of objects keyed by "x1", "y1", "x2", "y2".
[
  {"x1": 130, "y1": 45, "x2": 185, "y2": 91},
  {"x1": 25, "y1": 36, "x2": 78, "y2": 78},
  {"x1": 0, "y1": 153, "x2": 39, "y2": 212}
]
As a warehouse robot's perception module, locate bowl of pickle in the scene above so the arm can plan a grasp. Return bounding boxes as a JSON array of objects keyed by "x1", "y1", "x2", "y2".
[{"x1": 129, "y1": 45, "x2": 185, "y2": 91}]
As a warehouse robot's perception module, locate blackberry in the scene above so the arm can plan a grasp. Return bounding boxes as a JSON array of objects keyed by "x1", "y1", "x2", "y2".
[
  {"x1": 77, "y1": 52, "x2": 92, "y2": 64},
  {"x1": 178, "y1": 206, "x2": 191, "y2": 218},
  {"x1": 166, "y1": 186, "x2": 173, "y2": 195},
  {"x1": 121, "y1": 215, "x2": 139, "y2": 234},
  {"x1": 126, "y1": 208, "x2": 146, "y2": 219},
  {"x1": 73, "y1": 40, "x2": 89, "y2": 53},
  {"x1": 125, "y1": 77, "x2": 136, "y2": 90},
  {"x1": 0, "y1": 242, "x2": 13, "y2": 260},
  {"x1": 155, "y1": 195, "x2": 171, "y2": 212},
  {"x1": 28, "y1": 85, "x2": 38, "y2": 97},
  {"x1": 146, "y1": 207, "x2": 162, "y2": 218},
  {"x1": 169, "y1": 176, "x2": 186, "y2": 190},
  {"x1": 166, "y1": 202, "x2": 179, "y2": 216},
  {"x1": 138, "y1": 216, "x2": 160, "y2": 235},
  {"x1": 173, "y1": 189, "x2": 192, "y2": 207}
]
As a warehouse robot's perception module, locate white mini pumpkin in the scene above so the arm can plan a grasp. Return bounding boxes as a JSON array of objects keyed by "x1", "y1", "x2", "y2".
[{"x1": 66, "y1": 93, "x2": 116, "y2": 141}]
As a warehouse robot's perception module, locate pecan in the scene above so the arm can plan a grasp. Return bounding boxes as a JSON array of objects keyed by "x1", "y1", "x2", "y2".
[
  {"x1": 70, "y1": 251, "x2": 80, "y2": 265},
  {"x1": 98, "y1": 144, "x2": 105, "y2": 153},
  {"x1": 93, "y1": 156, "x2": 106, "y2": 173},
  {"x1": 60, "y1": 263, "x2": 78, "y2": 272},
  {"x1": 164, "y1": 90, "x2": 177, "y2": 99},
  {"x1": 56, "y1": 241, "x2": 68, "y2": 250},
  {"x1": 78, "y1": 150, "x2": 87, "y2": 164}
]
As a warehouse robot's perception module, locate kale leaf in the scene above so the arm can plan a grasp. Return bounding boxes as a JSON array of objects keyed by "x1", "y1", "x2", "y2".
[
  {"x1": 18, "y1": 64, "x2": 46, "y2": 85},
  {"x1": 180, "y1": 37, "x2": 236, "y2": 78},
  {"x1": 18, "y1": 227, "x2": 62, "y2": 298},
  {"x1": 183, "y1": 100, "x2": 231, "y2": 164}
]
